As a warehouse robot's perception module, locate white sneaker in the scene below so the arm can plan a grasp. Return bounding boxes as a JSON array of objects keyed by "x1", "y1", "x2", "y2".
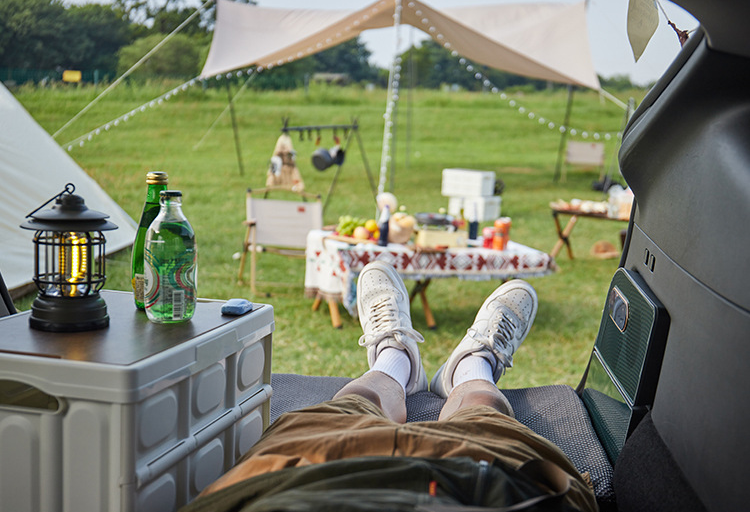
[
  {"x1": 357, "y1": 261, "x2": 428, "y2": 395},
  {"x1": 430, "y1": 280, "x2": 538, "y2": 398}
]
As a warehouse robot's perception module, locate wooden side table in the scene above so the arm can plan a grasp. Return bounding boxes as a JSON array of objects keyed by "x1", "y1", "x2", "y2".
[{"x1": 551, "y1": 207, "x2": 628, "y2": 259}]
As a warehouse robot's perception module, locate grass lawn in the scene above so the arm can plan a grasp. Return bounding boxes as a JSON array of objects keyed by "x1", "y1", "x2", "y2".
[{"x1": 12, "y1": 81, "x2": 644, "y2": 389}]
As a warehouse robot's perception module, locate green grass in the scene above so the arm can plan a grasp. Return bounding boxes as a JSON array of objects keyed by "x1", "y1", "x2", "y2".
[{"x1": 12, "y1": 81, "x2": 644, "y2": 389}]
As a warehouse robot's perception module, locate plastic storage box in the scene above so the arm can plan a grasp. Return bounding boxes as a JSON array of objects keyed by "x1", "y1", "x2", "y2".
[
  {"x1": 448, "y1": 196, "x2": 502, "y2": 222},
  {"x1": 441, "y1": 169, "x2": 496, "y2": 198},
  {"x1": 0, "y1": 291, "x2": 274, "y2": 512}
]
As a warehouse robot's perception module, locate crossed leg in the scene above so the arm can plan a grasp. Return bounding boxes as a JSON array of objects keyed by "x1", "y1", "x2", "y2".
[
  {"x1": 344, "y1": 261, "x2": 537, "y2": 424},
  {"x1": 335, "y1": 373, "x2": 513, "y2": 424}
]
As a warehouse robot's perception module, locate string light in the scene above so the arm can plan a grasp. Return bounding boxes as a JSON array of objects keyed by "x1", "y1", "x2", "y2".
[
  {"x1": 65, "y1": 0, "x2": 621, "y2": 154},
  {"x1": 402, "y1": 1, "x2": 622, "y2": 141},
  {"x1": 63, "y1": 73, "x2": 253, "y2": 151},
  {"x1": 377, "y1": 0, "x2": 403, "y2": 195}
]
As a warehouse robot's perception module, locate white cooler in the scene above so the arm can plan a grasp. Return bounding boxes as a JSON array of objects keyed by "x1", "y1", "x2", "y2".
[
  {"x1": 448, "y1": 196, "x2": 502, "y2": 222},
  {"x1": 441, "y1": 168, "x2": 497, "y2": 198}
]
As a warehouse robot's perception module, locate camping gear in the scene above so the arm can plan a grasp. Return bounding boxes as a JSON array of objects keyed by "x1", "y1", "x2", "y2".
[
  {"x1": 19, "y1": 185, "x2": 118, "y2": 332},
  {"x1": 237, "y1": 187, "x2": 323, "y2": 296},
  {"x1": 311, "y1": 146, "x2": 345, "y2": 171},
  {"x1": 201, "y1": 1, "x2": 599, "y2": 90},
  {"x1": 278, "y1": 120, "x2": 376, "y2": 214},
  {"x1": 442, "y1": 169, "x2": 501, "y2": 222},
  {"x1": 0, "y1": 287, "x2": 273, "y2": 512},
  {"x1": 0, "y1": 82, "x2": 136, "y2": 296}
]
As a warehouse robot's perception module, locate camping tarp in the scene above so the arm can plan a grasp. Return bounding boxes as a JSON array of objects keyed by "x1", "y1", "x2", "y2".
[
  {"x1": 201, "y1": 0, "x2": 600, "y2": 90},
  {"x1": 0, "y1": 82, "x2": 137, "y2": 295}
]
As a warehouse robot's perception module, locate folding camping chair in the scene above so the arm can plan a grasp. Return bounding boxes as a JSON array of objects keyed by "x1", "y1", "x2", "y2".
[
  {"x1": 562, "y1": 141, "x2": 605, "y2": 181},
  {"x1": 237, "y1": 187, "x2": 323, "y2": 295}
]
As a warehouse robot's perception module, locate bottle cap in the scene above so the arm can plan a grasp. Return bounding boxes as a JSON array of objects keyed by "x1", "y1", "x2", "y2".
[
  {"x1": 146, "y1": 171, "x2": 169, "y2": 185},
  {"x1": 160, "y1": 190, "x2": 182, "y2": 198}
]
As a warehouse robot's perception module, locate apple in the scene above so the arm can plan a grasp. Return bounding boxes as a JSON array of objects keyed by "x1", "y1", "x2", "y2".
[{"x1": 353, "y1": 226, "x2": 371, "y2": 240}]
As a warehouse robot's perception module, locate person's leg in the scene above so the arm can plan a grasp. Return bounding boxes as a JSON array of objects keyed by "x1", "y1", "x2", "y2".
[
  {"x1": 334, "y1": 370, "x2": 408, "y2": 423},
  {"x1": 334, "y1": 261, "x2": 428, "y2": 423},
  {"x1": 431, "y1": 279, "x2": 538, "y2": 420}
]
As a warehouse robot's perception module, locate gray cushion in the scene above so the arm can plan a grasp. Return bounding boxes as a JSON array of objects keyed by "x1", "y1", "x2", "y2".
[{"x1": 270, "y1": 373, "x2": 614, "y2": 503}]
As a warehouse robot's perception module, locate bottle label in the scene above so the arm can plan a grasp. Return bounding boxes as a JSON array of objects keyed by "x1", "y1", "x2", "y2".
[
  {"x1": 134, "y1": 274, "x2": 145, "y2": 303},
  {"x1": 144, "y1": 243, "x2": 196, "y2": 322},
  {"x1": 171, "y1": 289, "x2": 185, "y2": 320}
]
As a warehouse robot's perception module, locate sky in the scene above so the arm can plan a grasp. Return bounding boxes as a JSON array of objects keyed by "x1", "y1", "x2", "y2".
[{"x1": 66, "y1": 0, "x2": 699, "y2": 86}]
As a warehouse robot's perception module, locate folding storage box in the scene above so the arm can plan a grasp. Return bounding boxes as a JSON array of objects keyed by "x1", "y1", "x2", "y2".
[
  {"x1": 447, "y1": 196, "x2": 502, "y2": 222},
  {"x1": 0, "y1": 290, "x2": 274, "y2": 512},
  {"x1": 440, "y1": 168, "x2": 496, "y2": 198}
]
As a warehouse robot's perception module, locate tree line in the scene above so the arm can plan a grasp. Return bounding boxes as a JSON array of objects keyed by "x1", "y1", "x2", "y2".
[{"x1": 0, "y1": 0, "x2": 634, "y2": 90}]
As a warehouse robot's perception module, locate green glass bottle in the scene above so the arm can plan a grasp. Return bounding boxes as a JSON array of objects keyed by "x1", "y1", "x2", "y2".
[
  {"x1": 132, "y1": 171, "x2": 168, "y2": 309},
  {"x1": 144, "y1": 190, "x2": 197, "y2": 323}
]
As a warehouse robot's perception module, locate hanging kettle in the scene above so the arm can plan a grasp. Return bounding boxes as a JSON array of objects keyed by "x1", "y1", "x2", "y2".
[{"x1": 312, "y1": 145, "x2": 345, "y2": 171}]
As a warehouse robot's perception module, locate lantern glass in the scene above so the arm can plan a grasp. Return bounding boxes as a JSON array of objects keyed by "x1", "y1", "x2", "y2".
[{"x1": 33, "y1": 230, "x2": 107, "y2": 299}]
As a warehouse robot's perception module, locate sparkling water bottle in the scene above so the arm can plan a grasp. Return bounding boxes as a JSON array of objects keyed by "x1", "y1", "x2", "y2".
[
  {"x1": 144, "y1": 190, "x2": 197, "y2": 323},
  {"x1": 132, "y1": 171, "x2": 168, "y2": 309}
]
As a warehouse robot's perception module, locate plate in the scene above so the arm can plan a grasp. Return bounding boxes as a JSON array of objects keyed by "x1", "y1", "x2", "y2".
[{"x1": 414, "y1": 212, "x2": 454, "y2": 227}]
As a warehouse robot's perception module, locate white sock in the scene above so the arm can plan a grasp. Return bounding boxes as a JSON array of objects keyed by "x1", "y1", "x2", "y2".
[
  {"x1": 367, "y1": 347, "x2": 411, "y2": 393},
  {"x1": 452, "y1": 354, "x2": 496, "y2": 388}
]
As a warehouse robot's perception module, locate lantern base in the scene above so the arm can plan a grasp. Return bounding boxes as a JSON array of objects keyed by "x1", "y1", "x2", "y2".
[{"x1": 29, "y1": 293, "x2": 109, "y2": 332}]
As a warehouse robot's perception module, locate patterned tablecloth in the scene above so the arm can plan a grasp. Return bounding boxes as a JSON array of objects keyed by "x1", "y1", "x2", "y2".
[{"x1": 304, "y1": 230, "x2": 556, "y2": 317}]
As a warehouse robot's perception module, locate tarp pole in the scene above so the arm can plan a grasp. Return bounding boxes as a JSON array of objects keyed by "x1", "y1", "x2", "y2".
[
  {"x1": 553, "y1": 85, "x2": 575, "y2": 182},
  {"x1": 226, "y1": 81, "x2": 245, "y2": 176},
  {"x1": 352, "y1": 120, "x2": 379, "y2": 203},
  {"x1": 405, "y1": 27, "x2": 415, "y2": 169},
  {"x1": 194, "y1": 70, "x2": 256, "y2": 150},
  {"x1": 390, "y1": 89, "x2": 398, "y2": 193}
]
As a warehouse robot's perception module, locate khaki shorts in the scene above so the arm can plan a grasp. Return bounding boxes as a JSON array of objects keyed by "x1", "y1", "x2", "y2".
[{"x1": 203, "y1": 395, "x2": 597, "y2": 511}]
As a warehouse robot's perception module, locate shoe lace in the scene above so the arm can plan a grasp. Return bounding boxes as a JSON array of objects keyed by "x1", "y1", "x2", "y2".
[
  {"x1": 358, "y1": 296, "x2": 424, "y2": 349},
  {"x1": 465, "y1": 305, "x2": 520, "y2": 371}
]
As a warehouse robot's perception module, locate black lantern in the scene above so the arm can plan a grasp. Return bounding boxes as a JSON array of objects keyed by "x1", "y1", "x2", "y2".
[{"x1": 20, "y1": 184, "x2": 118, "y2": 332}]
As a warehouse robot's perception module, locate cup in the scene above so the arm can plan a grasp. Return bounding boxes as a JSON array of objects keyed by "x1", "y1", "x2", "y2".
[
  {"x1": 482, "y1": 227, "x2": 495, "y2": 248},
  {"x1": 492, "y1": 217, "x2": 512, "y2": 250}
]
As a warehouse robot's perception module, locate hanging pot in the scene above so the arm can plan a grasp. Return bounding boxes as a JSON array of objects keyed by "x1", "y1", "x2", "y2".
[{"x1": 312, "y1": 148, "x2": 334, "y2": 170}]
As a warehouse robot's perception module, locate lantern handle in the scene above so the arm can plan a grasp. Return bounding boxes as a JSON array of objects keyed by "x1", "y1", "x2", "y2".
[{"x1": 25, "y1": 183, "x2": 76, "y2": 218}]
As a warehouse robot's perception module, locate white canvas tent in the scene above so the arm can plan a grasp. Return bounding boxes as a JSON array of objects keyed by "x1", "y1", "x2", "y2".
[
  {"x1": 0, "y1": 82, "x2": 137, "y2": 295},
  {"x1": 201, "y1": 0, "x2": 600, "y2": 90}
]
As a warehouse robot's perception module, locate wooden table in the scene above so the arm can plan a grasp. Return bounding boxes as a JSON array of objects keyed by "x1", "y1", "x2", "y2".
[
  {"x1": 550, "y1": 207, "x2": 629, "y2": 259},
  {"x1": 305, "y1": 230, "x2": 556, "y2": 328}
]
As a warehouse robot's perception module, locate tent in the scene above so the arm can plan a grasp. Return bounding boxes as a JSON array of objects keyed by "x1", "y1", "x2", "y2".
[
  {"x1": 201, "y1": 0, "x2": 600, "y2": 90},
  {"x1": 0, "y1": 82, "x2": 137, "y2": 296}
]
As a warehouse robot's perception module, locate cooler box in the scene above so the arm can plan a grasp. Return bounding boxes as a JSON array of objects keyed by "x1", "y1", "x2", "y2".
[
  {"x1": 0, "y1": 290, "x2": 274, "y2": 512},
  {"x1": 441, "y1": 168, "x2": 496, "y2": 198},
  {"x1": 448, "y1": 196, "x2": 502, "y2": 222},
  {"x1": 415, "y1": 229, "x2": 469, "y2": 249}
]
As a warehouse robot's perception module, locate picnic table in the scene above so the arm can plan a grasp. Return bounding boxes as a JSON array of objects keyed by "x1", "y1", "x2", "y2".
[{"x1": 304, "y1": 229, "x2": 556, "y2": 328}]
